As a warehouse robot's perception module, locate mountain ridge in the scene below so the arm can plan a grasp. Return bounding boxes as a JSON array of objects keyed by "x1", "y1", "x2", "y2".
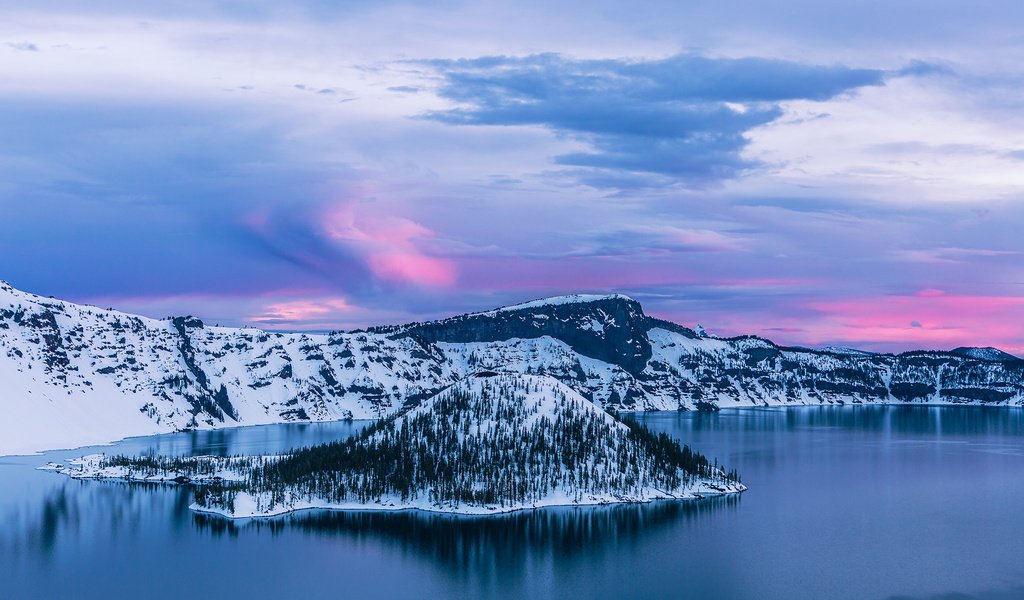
[{"x1": 2, "y1": 282, "x2": 1022, "y2": 455}]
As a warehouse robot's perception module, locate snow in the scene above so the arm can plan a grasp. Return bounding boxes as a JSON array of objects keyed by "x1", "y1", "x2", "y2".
[
  {"x1": 0, "y1": 345, "x2": 166, "y2": 456},
  {"x1": 819, "y1": 346, "x2": 877, "y2": 357},
  {"x1": 649, "y1": 328, "x2": 732, "y2": 356},
  {"x1": 480, "y1": 294, "x2": 634, "y2": 316},
  {"x1": 3, "y1": 282, "x2": 1023, "y2": 457},
  {"x1": 0, "y1": 283, "x2": 462, "y2": 454},
  {"x1": 41, "y1": 453, "x2": 248, "y2": 483}
]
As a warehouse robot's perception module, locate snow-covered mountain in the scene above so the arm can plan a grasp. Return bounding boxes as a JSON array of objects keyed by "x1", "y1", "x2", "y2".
[{"x1": 2, "y1": 281, "x2": 1022, "y2": 455}]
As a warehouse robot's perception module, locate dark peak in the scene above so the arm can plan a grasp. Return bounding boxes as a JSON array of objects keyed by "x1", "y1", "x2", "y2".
[
  {"x1": 382, "y1": 293, "x2": 653, "y2": 374},
  {"x1": 721, "y1": 334, "x2": 779, "y2": 348},
  {"x1": 643, "y1": 317, "x2": 700, "y2": 339},
  {"x1": 950, "y1": 346, "x2": 1020, "y2": 362},
  {"x1": 373, "y1": 293, "x2": 646, "y2": 334},
  {"x1": 471, "y1": 294, "x2": 647, "y2": 332},
  {"x1": 171, "y1": 315, "x2": 205, "y2": 330}
]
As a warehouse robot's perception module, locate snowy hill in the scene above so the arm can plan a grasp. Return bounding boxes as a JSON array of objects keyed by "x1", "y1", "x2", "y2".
[
  {"x1": 2, "y1": 281, "x2": 1024, "y2": 455},
  {"x1": 49, "y1": 373, "x2": 744, "y2": 517},
  {"x1": 949, "y1": 347, "x2": 1020, "y2": 362}
]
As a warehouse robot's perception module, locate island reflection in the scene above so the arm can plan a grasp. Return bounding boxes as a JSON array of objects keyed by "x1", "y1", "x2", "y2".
[{"x1": 193, "y1": 496, "x2": 741, "y2": 574}]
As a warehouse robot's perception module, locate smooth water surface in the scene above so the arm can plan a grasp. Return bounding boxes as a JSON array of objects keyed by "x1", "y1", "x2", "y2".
[{"x1": 3, "y1": 406, "x2": 1024, "y2": 599}]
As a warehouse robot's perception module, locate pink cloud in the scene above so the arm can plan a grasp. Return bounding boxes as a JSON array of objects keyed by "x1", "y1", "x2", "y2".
[
  {"x1": 250, "y1": 298, "x2": 353, "y2": 324},
  {"x1": 368, "y1": 251, "x2": 456, "y2": 286},
  {"x1": 693, "y1": 292, "x2": 1024, "y2": 355},
  {"x1": 323, "y1": 203, "x2": 456, "y2": 287},
  {"x1": 77, "y1": 289, "x2": 361, "y2": 330}
]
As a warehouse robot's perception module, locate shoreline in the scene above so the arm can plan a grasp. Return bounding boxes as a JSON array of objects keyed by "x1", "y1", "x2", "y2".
[
  {"x1": 10, "y1": 401, "x2": 1023, "y2": 459},
  {"x1": 40, "y1": 454, "x2": 746, "y2": 519},
  {"x1": 188, "y1": 487, "x2": 746, "y2": 520}
]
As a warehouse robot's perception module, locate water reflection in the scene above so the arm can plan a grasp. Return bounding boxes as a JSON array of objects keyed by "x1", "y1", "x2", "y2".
[
  {"x1": 636, "y1": 405, "x2": 1024, "y2": 438},
  {"x1": 0, "y1": 479, "x2": 194, "y2": 565},
  {"x1": 1, "y1": 419, "x2": 370, "y2": 570},
  {"x1": 2, "y1": 413, "x2": 738, "y2": 576},
  {"x1": 193, "y1": 496, "x2": 740, "y2": 575},
  {"x1": 3, "y1": 462, "x2": 740, "y2": 593},
  {"x1": 887, "y1": 586, "x2": 1024, "y2": 600},
  {"x1": 6, "y1": 406, "x2": 1024, "y2": 600},
  {"x1": 138, "y1": 419, "x2": 369, "y2": 458}
]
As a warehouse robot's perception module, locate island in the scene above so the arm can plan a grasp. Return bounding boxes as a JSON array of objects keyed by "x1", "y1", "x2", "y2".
[{"x1": 44, "y1": 373, "x2": 744, "y2": 518}]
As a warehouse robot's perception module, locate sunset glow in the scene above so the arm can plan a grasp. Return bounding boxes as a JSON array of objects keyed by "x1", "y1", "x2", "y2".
[{"x1": 1, "y1": 1, "x2": 1021, "y2": 355}]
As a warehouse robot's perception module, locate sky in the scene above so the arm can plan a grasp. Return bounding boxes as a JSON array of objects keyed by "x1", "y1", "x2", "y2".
[{"x1": 1, "y1": 1, "x2": 1023, "y2": 354}]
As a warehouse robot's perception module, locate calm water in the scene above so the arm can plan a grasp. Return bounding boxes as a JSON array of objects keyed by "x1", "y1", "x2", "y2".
[{"x1": 3, "y1": 406, "x2": 1024, "y2": 600}]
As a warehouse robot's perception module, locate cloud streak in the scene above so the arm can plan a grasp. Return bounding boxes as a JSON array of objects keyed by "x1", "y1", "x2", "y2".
[
  {"x1": 6, "y1": 41, "x2": 39, "y2": 52},
  {"x1": 421, "y1": 53, "x2": 891, "y2": 187}
]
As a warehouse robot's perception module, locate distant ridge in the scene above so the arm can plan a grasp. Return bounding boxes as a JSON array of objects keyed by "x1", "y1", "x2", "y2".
[
  {"x1": 950, "y1": 347, "x2": 1020, "y2": 362},
  {"x1": 1, "y1": 281, "x2": 1023, "y2": 455}
]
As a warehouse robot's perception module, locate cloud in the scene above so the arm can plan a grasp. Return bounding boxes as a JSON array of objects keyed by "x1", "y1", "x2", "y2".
[
  {"x1": 894, "y1": 59, "x2": 955, "y2": 78},
  {"x1": 2, "y1": 4, "x2": 1023, "y2": 348},
  {"x1": 0, "y1": 98, "x2": 377, "y2": 299},
  {"x1": 571, "y1": 224, "x2": 747, "y2": 257},
  {"x1": 6, "y1": 41, "x2": 39, "y2": 52},
  {"x1": 293, "y1": 83, "x2": 351, "y2": 97},
  {"x1": 322, "y1": 204, "x2": 457, "y2": 287},
  {"x1": 420, "y1": 53, "x2": 891, "y2": 188},
  {"x1": 249, "y1": 297, "x2": 352, "y2": 327},
  {"x1": 801, "y1": 293, "x2": 1024, "y2": 353},
  {"x1": 894, "y1": 247, "x2": 1018, "y2": 265}
]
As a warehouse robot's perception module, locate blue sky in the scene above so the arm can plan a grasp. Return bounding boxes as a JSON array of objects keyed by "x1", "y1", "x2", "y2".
[{"x1": 2, "y1": 0, "x2": 1023, "y2": 353}]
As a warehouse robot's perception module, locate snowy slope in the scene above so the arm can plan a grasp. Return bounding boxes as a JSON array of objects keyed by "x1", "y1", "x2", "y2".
[
  {"x1": 0, "y1": 281, "x2": 457, "y2": 454},
  {"x1": 2, "y1": 281, "x2": 1024, "y2": 455}
]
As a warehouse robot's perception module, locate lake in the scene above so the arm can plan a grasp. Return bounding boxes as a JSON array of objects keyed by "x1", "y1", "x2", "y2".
[{"x1": 3, "y1": 406, "x2": 1024, "y2": 599}]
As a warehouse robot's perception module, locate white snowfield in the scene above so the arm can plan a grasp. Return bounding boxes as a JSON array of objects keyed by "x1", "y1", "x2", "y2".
[
  {"x1": 44, "y1": 375, "x2": 746, "y2": 518},
  {"x1": 2, "y1": 281, "x2": 1022, "y2": 456}
]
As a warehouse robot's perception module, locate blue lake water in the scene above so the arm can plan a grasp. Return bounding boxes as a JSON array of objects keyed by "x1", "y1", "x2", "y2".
[{"x1": 3, "y1": 406, "x2": 1024, "y2": 599}]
